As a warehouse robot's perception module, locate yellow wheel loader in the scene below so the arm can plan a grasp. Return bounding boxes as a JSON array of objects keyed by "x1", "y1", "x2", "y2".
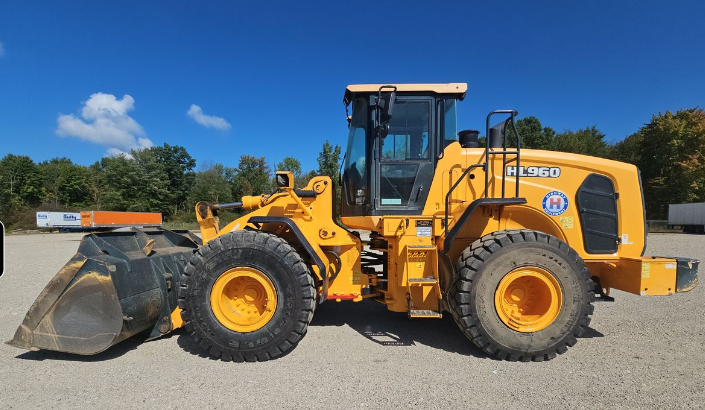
[{"x1": 8, "y1": 83, "x2": 699, "y2": 362}]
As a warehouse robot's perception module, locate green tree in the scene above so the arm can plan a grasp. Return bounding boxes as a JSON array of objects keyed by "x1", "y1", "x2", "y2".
[
  {"x1": 610, "y1": 132, "x2": 643, "y2": 165},
  {"x1": 98, "y1": 154, "x2": 137, "y2": 211},
  {"x1": 0, "y1": 154, "x2": 43, "y2": 206},
  {"x1": 552, "y1": 126, "x2": 610, "y2": 157},
  {"x1": 0, "y1": 154, "x2": 44, "y2": 226},
  {"x1": 507, "y1": 116, "x2": 556, "y2": 149},
  {"x1": 38, "y1": 157, "x2": 89, "y2": 208},
  {"x1": 150, "y1": 143, "x2": 196, "y2": 213},
  {"x1": 275, "y1": 157, "x2": 302, "y2": 176},
  {"x1": 99, "y1": 149, "x2": 173, "y2": 214},
  {"x1": 131, "y1": 148, "x2": 174, "y2": 213},
  {"x1": 299, "y1": 170, "x2": 317, "y2": 187},
  {"x1": 275, "y1": 156, "x2": 313, "y2": 188},
  {"x1": 317, "y1": 140, "x2": 342, "y2": 215},
  {"x1": 231, "y1": 155, "x2": 272, "y2": 199},
  {"x1": 636, "y1": 109, "x2": 705, "y2": 218},
  {"x1": 189, "y1": 163, "x2": 234, "y2": 204},
  {"x1": 85, "y1": 161, "x2": 105, "y2": 210},
  {"x1": 38, "y1": 157, "x2": 66, "y2": 207},
  {"x1": 317, "y1": 140, "x2": 342, "y2": 181}
]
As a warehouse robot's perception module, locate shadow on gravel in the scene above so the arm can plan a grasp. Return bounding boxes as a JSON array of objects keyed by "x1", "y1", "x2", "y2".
[
  {"x1": 311, "y1": 300, "x2": 605, "y2": 358},
  {"x1": 310, "y1": 300, "x2": 486, "y2": 358},
  {"x1": 176, "y1": 328, "x2": 233, "y2": 361},
  {"x1": 176, "y1": 330, "x2": 214, "y2": 360},
  {"x1": 12, "y1": 303, "x2": 604, "y2": 362},
  {"x1": 578, "y1": 326, "x2": 604, "y2": 338},
  {"x1": 13, "y1": 332, "x2": 151, "y2": 362}
]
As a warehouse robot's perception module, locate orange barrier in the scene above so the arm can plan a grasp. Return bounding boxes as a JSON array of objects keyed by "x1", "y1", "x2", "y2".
[{"x1": 80, "y1": 211, "x2": 162, "y2": 228}]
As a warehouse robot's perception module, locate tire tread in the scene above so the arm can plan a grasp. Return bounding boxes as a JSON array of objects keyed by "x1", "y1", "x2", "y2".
[
  {"x1": 448, "y1": 229, "x2": 594, "y2": 361},
  {"x1": 178, "y1": 230, "x2": 316, "y2": 362}
]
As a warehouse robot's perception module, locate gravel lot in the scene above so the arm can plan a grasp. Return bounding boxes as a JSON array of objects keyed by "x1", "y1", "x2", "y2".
[{"x1": 0, "y1": 232, "x2": 703, "y2": 409}]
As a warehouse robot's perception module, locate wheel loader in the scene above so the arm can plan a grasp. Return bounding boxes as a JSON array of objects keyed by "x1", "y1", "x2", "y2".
[{"x1": 8, "y1": 83, "x2": 699, "y2": 362}]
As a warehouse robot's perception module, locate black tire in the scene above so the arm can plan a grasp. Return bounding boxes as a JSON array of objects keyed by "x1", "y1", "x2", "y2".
[
  {"x1": 448, "y1": 229, "x2": 594, "y2": 362},
  {"x1": 178, "y1": 230, "x2": 316, "y2": 362}
]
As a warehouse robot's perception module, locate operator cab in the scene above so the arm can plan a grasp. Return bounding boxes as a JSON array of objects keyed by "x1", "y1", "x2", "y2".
[{"x1": 342, "y1": 83, "x2": 467, "y2": 217}]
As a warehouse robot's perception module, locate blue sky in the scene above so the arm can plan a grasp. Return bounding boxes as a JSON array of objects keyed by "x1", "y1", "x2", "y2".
[{"x1": 1, "y1": 1, "x2": 703, "y2": 172}]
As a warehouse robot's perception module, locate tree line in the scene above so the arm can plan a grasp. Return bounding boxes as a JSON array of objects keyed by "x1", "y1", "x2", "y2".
[
  {"x1": 1, "y1": 108, "x2": 703, "y2": 228},
  {"x1": 0, "y1": 141, "x2": 341, "y2": 229},
  {"x1": 506, "y1": 108, "x2": 705, "y2": 219}
]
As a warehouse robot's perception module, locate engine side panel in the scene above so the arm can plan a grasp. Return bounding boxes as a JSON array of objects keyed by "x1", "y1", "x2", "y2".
[{"x1": 422, "y1": 142, "x2": 646, "y2": 263}]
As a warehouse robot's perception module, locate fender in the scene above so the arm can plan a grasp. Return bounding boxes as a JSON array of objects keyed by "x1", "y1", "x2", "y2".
[
  {"x1": 443, "y1": 197, "x2": 527, "y2": 252},
  {"x1": 248, "y1": 216, "x2": 329, "y2": 301}
]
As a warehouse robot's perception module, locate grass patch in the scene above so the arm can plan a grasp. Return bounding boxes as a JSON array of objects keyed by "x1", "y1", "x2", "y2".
[{"x1": 162, "y1": 221, "x2": 200, "y2": 231}]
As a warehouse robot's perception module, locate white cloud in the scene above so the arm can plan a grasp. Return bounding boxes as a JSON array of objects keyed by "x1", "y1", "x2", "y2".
[
  {"x1": 187, "y1": 104, "x2": 231, "y2": 130},
  {"x1": 0, "y1": 41, "x2": 5, "y2": 57},
  {"x1": 56, "y1": 93, "x2": 153, "y2": 156}
]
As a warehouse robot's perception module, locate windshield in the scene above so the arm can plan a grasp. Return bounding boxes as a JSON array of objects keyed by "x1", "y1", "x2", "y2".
[{"x1": 343, "y1": 96, "x2": 369, "y2": 206}]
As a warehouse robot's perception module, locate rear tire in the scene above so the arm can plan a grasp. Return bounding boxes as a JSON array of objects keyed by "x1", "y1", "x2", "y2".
[
  {"x1": 178, "y1": 231, "x2": 316, "y2": 362},
  {"x1": 448, "y1": 230, "x2": 594, "y2": 361}
]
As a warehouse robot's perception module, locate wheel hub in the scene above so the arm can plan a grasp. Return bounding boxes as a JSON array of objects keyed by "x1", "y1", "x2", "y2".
[
  {"x1": 494, "y1": 267, "x2": 562, "y2": 332},
  {"x1": 210, "y1": 267, "x2": 277, "y2": 333}
]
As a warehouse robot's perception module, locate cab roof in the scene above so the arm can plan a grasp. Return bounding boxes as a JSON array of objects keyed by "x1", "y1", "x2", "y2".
[{"x1": 344, "y1": 83, "x2": 467, "y2": 105}]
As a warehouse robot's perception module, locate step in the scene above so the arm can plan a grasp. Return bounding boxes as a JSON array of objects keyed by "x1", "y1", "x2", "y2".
[
  {"x1": 408, "y1": 277, "x2": 438, "y2": 284},
  {"x1": 409, "y1": 309, "x2": 442, "y2": 318},
  {"x1": 406, "y1": 245, "x2": 438, "y2": 250}
]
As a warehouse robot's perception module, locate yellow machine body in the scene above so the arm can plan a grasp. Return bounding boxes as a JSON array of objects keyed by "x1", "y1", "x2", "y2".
[
  {"x1": 197, "y1": 175, "x2": 369, "y2": 304},
  {"x1": 341, "y1": 145, "x2": 688, "y2": 311},
  {"x1": 9, "y1": 83, "x2": 697, "y2": 358},
  {"x1": 189, "y1": 145, "x2": 694, "y2": 319},
  {"x1": 189, "y1": 83, "x2": 696, "y2": 319}
]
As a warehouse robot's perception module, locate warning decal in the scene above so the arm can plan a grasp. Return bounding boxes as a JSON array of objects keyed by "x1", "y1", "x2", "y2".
[{"x1": 416, "y1": 220, "x2": 432, "y2": 237}]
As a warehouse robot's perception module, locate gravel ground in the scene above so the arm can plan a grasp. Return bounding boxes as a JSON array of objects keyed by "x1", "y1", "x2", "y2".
[{"x1": 0, "y1": 232, "x2": 703, "y2": 409}]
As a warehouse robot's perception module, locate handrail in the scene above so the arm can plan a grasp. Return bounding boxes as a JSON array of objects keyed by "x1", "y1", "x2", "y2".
[
  {"x1": 443, "y1": 163, "x2": 486, "y2": 235},
  {"x1": 443, "y1": 110, "x2": 523, "y2": 238},
  {"x1": 484, "y1": 110, "x2": 521, "y2": 199}
]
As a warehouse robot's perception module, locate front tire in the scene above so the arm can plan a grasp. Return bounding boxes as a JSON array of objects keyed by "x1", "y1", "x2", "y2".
[
  {"x1": 178, "y1": 231, "x2": 316, "y2": 362},
  {"x1": 448, "y1": 230, "x2": 594, "y2": 361}
]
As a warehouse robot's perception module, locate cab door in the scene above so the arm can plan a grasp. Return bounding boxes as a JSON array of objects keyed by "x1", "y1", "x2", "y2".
[{"x1": 374, "y1": 97, "x2": 434, "y2": 215}]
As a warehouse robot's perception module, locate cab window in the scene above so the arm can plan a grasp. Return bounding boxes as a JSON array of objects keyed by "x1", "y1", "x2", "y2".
[
  {"x1": 379, "y1": 100, "x2": 431, "y2": 207},
  {"x1": 443, "y1": 98, "x2": 457, "y2": 147},
  {"x1": 343, "y1": 96, "x2": 369, "y2": 205}
]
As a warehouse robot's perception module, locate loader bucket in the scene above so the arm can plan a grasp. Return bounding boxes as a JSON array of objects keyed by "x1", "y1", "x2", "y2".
[{"x1": 7, "y1": 228, "x2": 200, "y2": 355}]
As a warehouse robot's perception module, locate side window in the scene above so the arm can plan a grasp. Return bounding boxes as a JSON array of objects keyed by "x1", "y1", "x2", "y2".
[
  {"x1": 443, "y1": 98, "x2": 457, "y2": 147},
  {"x1": 381, "y1": 133, "x2": 408, "y2": 160},
  {"x1": 344, "y1": 97, "x2": 369, "y2": 206},
  {"x1": 380, "y1": 164, "x2": 419, "y2": 205},
  {"x1": 381, "y1": 132, "x2": 429, "y2": 160},
  {"x1": 381, "y1": 101, "x2": 430, "y2": 161},
  {"x1": 347, "y1": 127, "x2": 366, "y2": 176},
  {"x1": 379, "y1": 100, "x2": 431, "y2": 207}
]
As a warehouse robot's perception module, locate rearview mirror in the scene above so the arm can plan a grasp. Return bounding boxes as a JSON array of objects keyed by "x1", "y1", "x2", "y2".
[
  {"x1": 378, "y1": 91, "x2": 395, "y2": 123},
  {"x1": 380, "y1": 123, "x2": 390, "y2": 139}
]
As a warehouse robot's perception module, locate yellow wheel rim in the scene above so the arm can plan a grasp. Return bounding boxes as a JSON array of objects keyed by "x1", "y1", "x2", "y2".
[
  {"x1": 494, "y1": 267, "x2": 562, "y2": 333},
  {"x1": 210, "y1": 267, "x2": 277, "y2": 333}
]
